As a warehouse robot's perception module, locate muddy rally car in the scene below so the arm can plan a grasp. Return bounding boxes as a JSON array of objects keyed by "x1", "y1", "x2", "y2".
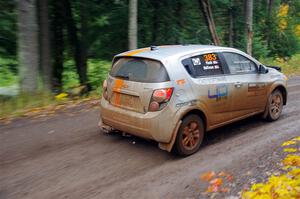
[{"x1": 99, "y1": 45, "x2": 287, "y2": 156}]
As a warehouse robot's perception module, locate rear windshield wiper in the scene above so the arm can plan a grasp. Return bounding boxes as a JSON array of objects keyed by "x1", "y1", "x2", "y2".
[{"x1": 115, "y1": 74, "x2": 129, "y2": 80}]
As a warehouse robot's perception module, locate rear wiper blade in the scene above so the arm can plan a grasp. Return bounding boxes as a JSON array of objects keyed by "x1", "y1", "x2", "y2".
[{"x1": 115, "y1": 74, "x2": 129, "y2": 79}]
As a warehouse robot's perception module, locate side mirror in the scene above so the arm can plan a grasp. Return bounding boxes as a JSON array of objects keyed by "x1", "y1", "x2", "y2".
[
  {"x1": 258, "y1": 65, "x2": 268, "y2": 74},
  {"x1": 267, "y1": 65, "x2": 281, "y2": 72}
]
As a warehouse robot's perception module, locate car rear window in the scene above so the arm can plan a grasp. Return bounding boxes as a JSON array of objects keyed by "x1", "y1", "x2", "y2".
[{"x1": 110, "y1": 57, "x2": 170, "y2": 83}]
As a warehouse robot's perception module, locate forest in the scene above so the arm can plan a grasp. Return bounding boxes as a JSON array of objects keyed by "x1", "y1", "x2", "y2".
[{"x1": 0, "y1": 0, "x2": 299, "y2": 97}]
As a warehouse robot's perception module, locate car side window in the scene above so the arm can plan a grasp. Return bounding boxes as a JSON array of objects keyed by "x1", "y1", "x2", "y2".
[
  {"x1": 222, "y1": 52, "x2": 257, "y2": 74},
  {"x1": 182, "y1": 52, "x2": 225, "y2": 77}
]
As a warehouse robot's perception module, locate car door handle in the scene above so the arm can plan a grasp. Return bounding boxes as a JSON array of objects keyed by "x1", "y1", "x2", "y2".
[{"x1": 234, "y1": 82, "x2": 242, "y2": 88}]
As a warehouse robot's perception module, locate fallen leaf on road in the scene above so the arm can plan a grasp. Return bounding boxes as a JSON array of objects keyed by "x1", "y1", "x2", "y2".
[
  {"x1": 200, "y1": 171, "x2": 216, "y2": 182},
  {"x1": 221, "y1": 187, "x2": 230, "y2": 193},
  {"x1": 242, "y1": 172, "x2": 300, "y2": 199},
  {"x1": 206, "y1": 178, "x2": 223, "y2": 193},
  {"x1": 283, "y1": 148, "x2": 298, "y2": 153},
  {"x1": 217, "y1": 171, "x2": 227, "y2": 177},
  {"x1": 217, "y1": 171, "x2": 234, "y2": 182},
  {"x1": 282, "y1": 154, "x2": 300, "y2": 167},
  {"x1": 292, "y1": 136, "x2": 300, "y2": 142},
  {"x1": 210, "y1": 178, "x2": 223, "y2": 186},
  {"x1": 288, "y1": 168, "x2": 300, "y2": 178},
  {"x1": 281, "y1": 140, "x2": 297, "y2": 146}
]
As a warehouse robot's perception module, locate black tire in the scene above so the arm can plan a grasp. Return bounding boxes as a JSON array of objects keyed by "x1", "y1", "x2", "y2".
[
  {"x1": 173, "y1": 114, "x2": 204, "y2": 156},
  {"x1": 265, "y1": 90, "x2": 283, "y2": 121}
]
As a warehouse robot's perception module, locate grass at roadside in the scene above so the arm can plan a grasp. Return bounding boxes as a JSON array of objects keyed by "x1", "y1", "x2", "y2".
[
  {"x1": 0, "y1": 91, "x2": 101, "y2": 121},
  {"x1": 260, "y1": 54, "x2": 300, "y2": 76},
  {"x1": 0, "y1": 59, "x2": 110, "y2": 120},
  {"x1": 0, "y1": 92, "x2": 55, "y2": 119}
]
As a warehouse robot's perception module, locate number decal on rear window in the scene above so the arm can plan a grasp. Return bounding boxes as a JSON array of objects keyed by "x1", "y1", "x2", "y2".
[{"x1": 182, "y1": 53, "x2": 224, "y2": 77}]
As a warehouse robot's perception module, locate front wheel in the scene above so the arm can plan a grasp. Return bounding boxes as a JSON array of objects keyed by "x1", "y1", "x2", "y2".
[
  {"x1": 265, "y1": 90, "x2": 283, "y2": 121},
  {"x1": 173, "y1": 115, "x2": 204, "y2": 156}
]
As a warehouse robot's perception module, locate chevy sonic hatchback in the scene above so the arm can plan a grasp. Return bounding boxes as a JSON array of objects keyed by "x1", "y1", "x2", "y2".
[{"x1": 99, "y1": 45, "x2": 288, "y2": 156}]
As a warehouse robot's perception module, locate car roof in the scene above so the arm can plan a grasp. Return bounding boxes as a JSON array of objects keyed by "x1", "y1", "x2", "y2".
[{"x1": 115, "y1": 45, "x2": 236, "y2": 61}]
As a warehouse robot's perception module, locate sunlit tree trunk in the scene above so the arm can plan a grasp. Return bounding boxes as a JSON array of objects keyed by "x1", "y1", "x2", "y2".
[
  {"x1": 18, "y1": 0, "x2": 39, "y2": 93},
  {"x1": 38, "y1": 0, "x2": 52, "y2": 91},
  {"x1": 128, "y1": 0, "x2": 138, "y2": 50},
  {"x1": 245, "y1": 0, "x2": 253, "y2": 55},
  {"x1": 199, "y1": 0, "x2": 220, "y2": 46}
]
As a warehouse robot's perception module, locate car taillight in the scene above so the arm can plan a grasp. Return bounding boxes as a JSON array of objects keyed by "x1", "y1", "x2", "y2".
[
  {"x1": 149, "y1": 88, "x2": 173, "y2": 112},
  {"x1": 102, "y1": 79, "x2": 108, "y2": 100}
]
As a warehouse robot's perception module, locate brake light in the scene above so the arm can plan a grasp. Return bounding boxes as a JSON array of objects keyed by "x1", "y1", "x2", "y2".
[
  {"x1": 102, "y1": 79, "x2": 108, "y2": 100},
  {"x1": 149, "y1": 88, "x2": 173, "y2": 112}
]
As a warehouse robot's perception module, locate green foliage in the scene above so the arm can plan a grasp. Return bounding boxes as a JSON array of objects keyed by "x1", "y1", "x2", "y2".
[
  {"x1": 87, "y1": 59, "x2": 111, "y2": 93},
  {"x1": 62, "y1": 60, "x2": 80, "y2": 90},
  {"x1": 260, "y1": 54, "x2": 300, "y2": 75},
  {"x1": 0, "y1": 58, "x2": 17, "y2": 87},
  {"x1": 252, "y1": 35, "x2": 270, "y2": 59},
  {"x1": 62, "y1": 59, "x2": 110, "y2": 92},
  {"x1": 0, "y1": 91, "x2": 54, "y2": 118},
  {"x1": 0, "y1": 1, "x2": 16, "y2": 57}
]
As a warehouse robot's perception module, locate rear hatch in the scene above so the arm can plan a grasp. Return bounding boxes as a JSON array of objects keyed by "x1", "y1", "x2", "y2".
[{"x1": 106, "y1": 57, "x2": 170, "y2": 113}]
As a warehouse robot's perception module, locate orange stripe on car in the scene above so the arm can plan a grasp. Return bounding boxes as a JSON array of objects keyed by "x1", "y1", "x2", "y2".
[
  {"x1": 113, "y1": 79, "x2": 124, "y2": 105},
  {"x1": 124, "y1": 48, "x2": 149, "y2": 56}
]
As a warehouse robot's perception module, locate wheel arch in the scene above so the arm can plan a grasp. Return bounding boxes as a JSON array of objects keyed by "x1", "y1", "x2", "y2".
[
  {"x1": 180, "y1": 109, "x2": 208, "y2": 131},
  {"x1": 158, "y1": 107, "x2": 208, "y2": 152},
  {"x1": 273, "y1": 85, "x2": 287, "y2": 105}
]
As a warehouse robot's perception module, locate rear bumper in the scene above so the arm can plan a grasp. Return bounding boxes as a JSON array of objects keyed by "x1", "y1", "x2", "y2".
[{"x1": 99, "y1": 98, "x2": 177, "y2": 143}]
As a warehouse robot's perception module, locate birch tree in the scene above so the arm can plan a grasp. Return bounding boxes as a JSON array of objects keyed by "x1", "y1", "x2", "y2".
[
  {"x1": 18, "y1": 0, "x2": 39, "y2": 92},
  {"x1": 245, "y1": 0, "x2": 253, "y2": 55},
  {"x1": 128, "y1": 0, "x2": 138, "y2": 50}
]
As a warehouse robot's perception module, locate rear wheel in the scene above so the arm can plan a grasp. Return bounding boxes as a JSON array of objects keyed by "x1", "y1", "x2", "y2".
[
  {"x1": 265, "y1": 90, "x2": 283, "y2": 121},
  {"x1": 173, "y1": 115, "x2": 204, "y2": 156}
]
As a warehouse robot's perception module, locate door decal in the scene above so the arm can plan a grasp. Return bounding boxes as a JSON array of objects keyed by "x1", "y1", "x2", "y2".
[
  {"x1": 208, "y1": 84, "x2": 228, "y2": 101},
  {"x1": 248, "y1": 83, "x2": 266, "y2": 96}
]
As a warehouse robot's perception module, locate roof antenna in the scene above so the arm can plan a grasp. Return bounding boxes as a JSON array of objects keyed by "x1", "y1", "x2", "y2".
[{"x1": 150, "y1": 45, "x2": 158, "y2": 51}]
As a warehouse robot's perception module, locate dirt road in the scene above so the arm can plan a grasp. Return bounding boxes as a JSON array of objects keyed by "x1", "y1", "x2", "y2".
[{"x1": 1, "y1": 77, "x2": 300, "y2": 199}]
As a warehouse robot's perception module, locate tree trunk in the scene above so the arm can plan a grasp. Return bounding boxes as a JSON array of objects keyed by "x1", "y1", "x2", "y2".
[
  {"x1": 52, "y1": 0, "x2": 64, "y2": 92},
  {"x1": 265, "y1": 0, "x2": 274, "y2": 47},
  {"x1": 151, "y1": 0, "x2": 160, "y2": 45},
  {"x1": 79, "y1": 0, "x2": 90, "y2": 91},
  {"x1": 228, "y1": 1, "x2": 234, "y2": 47},
  {"x1": 18, "y1": 0, "x2": 39, "y2": 93},
  {"x1": 128, "y1": 0, "x2": 138, "y2": 50},
  {"x1": 38, "y1": 0, "x2": 52, "y2": 91},
  {"x1": 199, "y1": 0, "x2": 221, "y2": 46},
  {"x1": 63, "y1": 0, "x2": 90, "y2": 91},
  {"x1": 245, "y1": 0, "x2": 253, "y2": 55},
  {"x1": 267, "y1": 0, "x2": 274, "y2": 15}
]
